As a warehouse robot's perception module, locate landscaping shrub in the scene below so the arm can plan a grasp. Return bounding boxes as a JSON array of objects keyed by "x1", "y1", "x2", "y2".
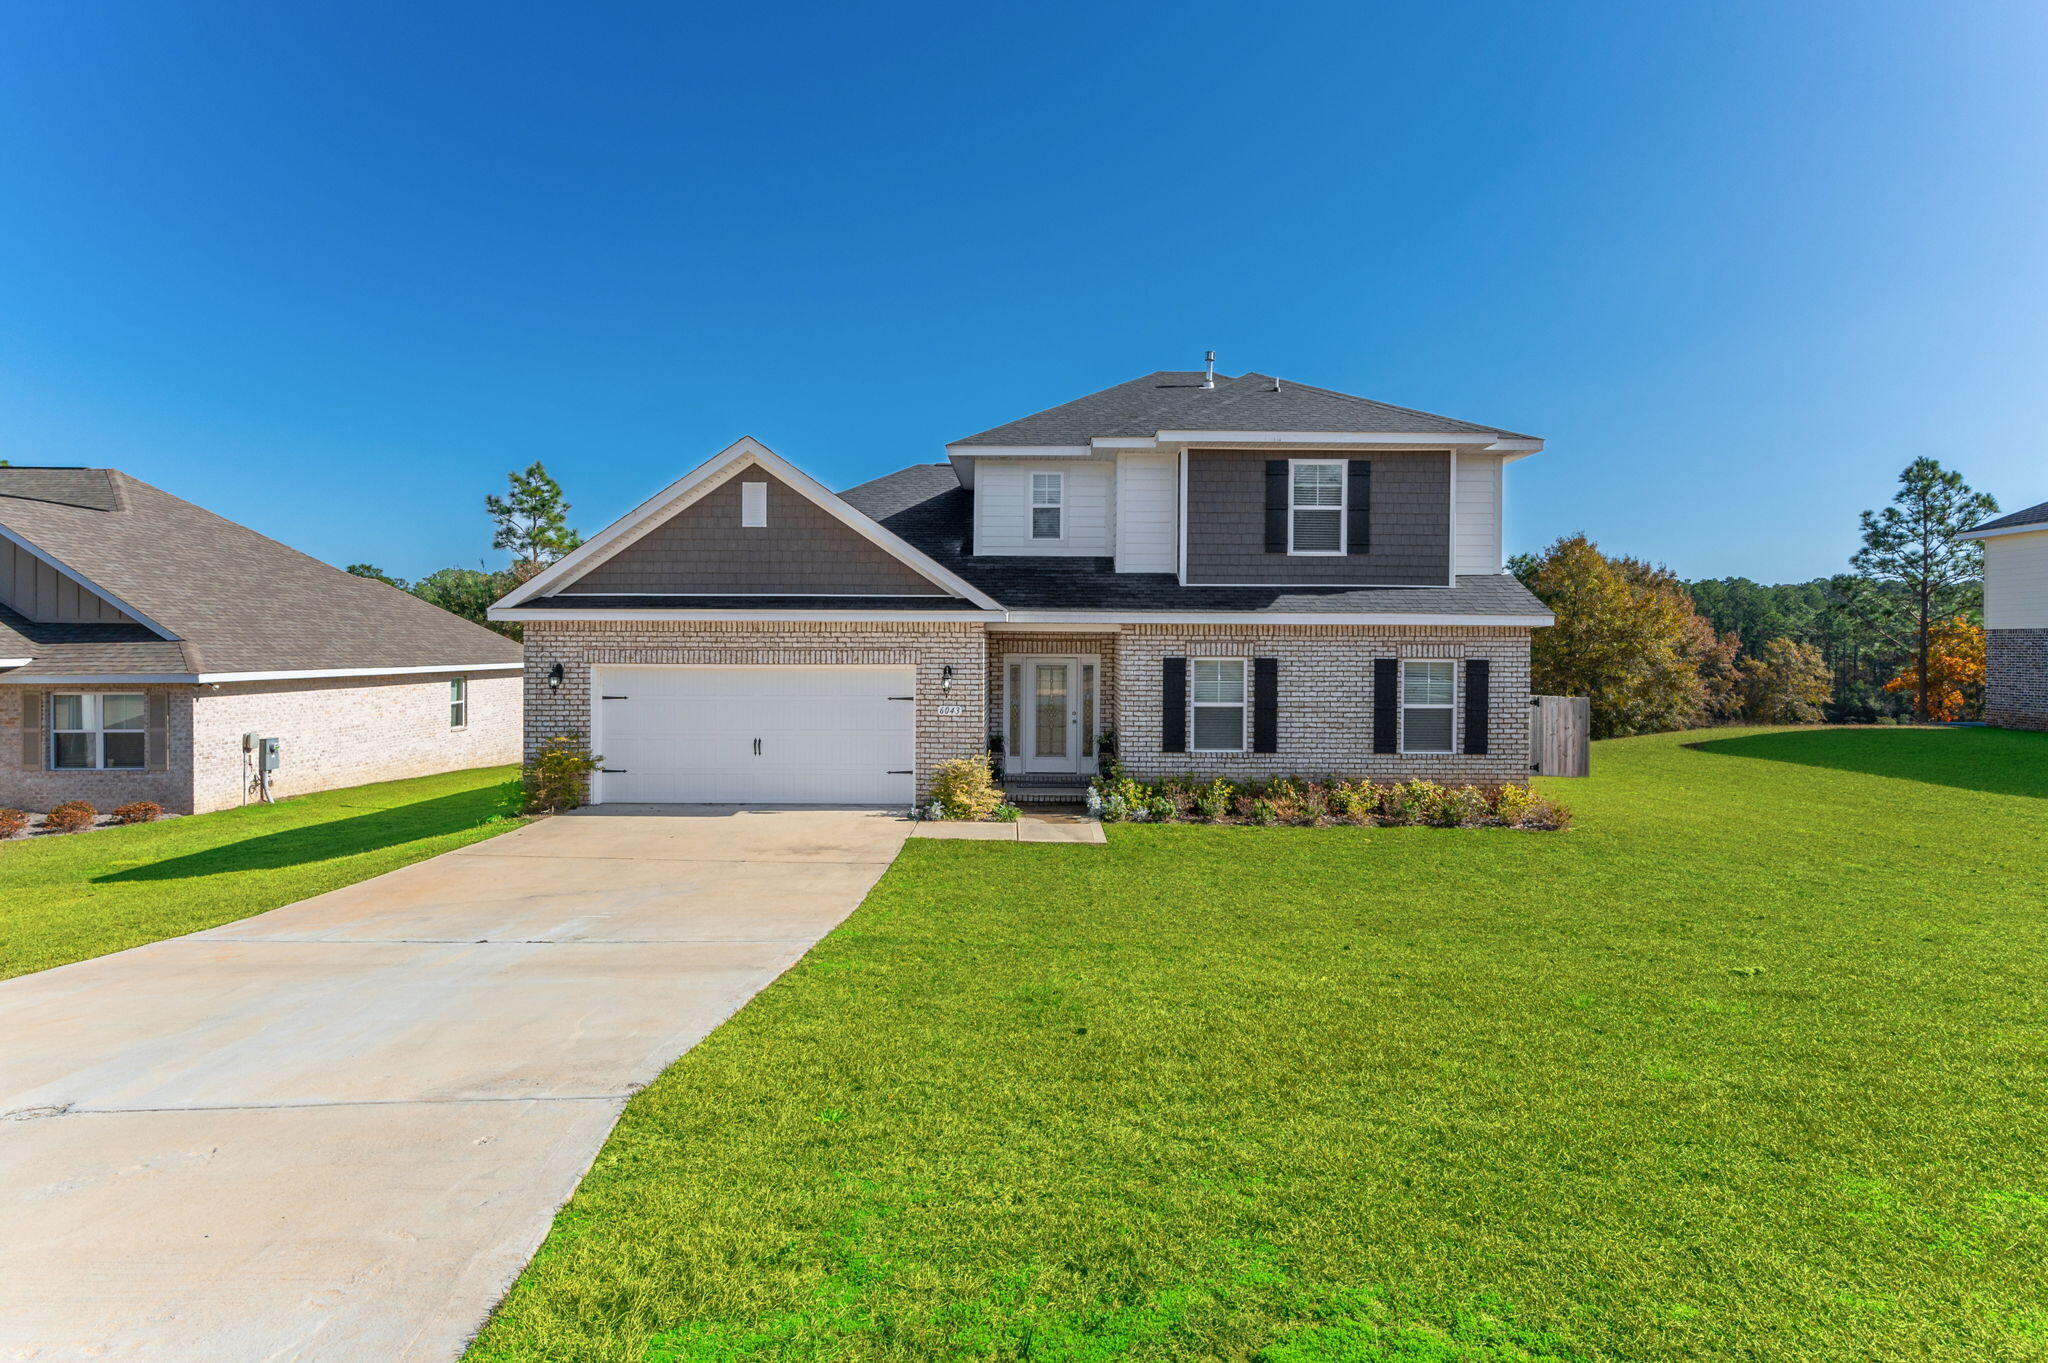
[
  {"x1": 1086, "y1": 773, "x2": 1568, "y2": 831},
  {"x1": 523, "y1": 736, "x2": 603, "y2": 813},
  {"x1": 0, "y1": 809, "x2": 26, "y2": 839},
  {"x1": 111, "y1": 801, "x2": 164, "y2": 825},
  {"x1": 930, "y1": 753, "x2": 1004, "y2": 820},
  {"x1": 989, "y1": 802, "x2": 1020, "y2": 823},
  {"x1": 44, "y1": 801, "x2": 97, "y2": 833}
]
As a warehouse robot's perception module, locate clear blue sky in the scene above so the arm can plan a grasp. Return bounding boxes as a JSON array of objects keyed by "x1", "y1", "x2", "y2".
[{"x1": 3, "y1": 1, "x2": 2043, "y2": 583}]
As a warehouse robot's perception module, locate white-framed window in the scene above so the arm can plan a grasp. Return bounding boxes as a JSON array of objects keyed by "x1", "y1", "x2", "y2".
[
  {"x1": 1401, "y1": 660, "x2": 1455, "y2": 754},
  {"x1": 1030, "y1": 472, "x2": 1064, "y2": 540},
  {"x1": 1191, "y1": 658, "x2": 1247, "y2": 752},
  {"x1": 450, "y1": 676, "x2": 468, "y2": 729},
  {"x1": 1290, "y1": 460, "x2": 1345, "y2": 554},
  {"x1": 50, "y1": 692, "x2": 147, "y2": 770},
  {"x1": 740, "y1": 480, "x2": 768, "y2": 527}
]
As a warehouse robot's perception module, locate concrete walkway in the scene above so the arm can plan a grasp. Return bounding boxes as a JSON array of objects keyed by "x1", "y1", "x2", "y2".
[{"x1": 0, "y1": 806, "x2": 912, "y2": 1363}]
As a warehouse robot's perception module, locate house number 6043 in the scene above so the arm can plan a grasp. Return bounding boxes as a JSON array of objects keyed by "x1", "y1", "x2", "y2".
[{"x1": 935, "y1": 704, "x2": 964, "y2": 716}]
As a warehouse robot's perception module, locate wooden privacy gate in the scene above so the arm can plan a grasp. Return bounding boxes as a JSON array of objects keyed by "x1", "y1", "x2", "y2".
[{"x1": 1530, "y1": 695, "x2": 1590, "y2": 777}]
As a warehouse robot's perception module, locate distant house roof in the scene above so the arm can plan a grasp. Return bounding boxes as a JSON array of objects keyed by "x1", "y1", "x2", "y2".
[
  {"x1": 1965, "y1": 498, "x2": 2048, "y2": 537},
  {"x1": 0, "y1": 468, "x2": 522, "y2": 680},
  {"x1": 948, "y1": 370, "x2": 1536, "y2": 447},
  {"x1": 837, "y1": 463, "x2": 1549, "y2": 619}
]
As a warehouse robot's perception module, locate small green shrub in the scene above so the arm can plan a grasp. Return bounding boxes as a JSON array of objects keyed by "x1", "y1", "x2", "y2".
[
  {"x1": 1494, "y1": 784, "x2": 1538, "y2": 826},
  {"x1": 1381, "y1": 780, "x2": 1441, "y2": 827},
  {"x1": 523, "y1": 736, "x2": 603, "y2": 814},
  {"x1": 1516, "y1": 795, "x2": 1574, "y2": 830},
  {"x1": 44, "y1": 800, "x2": 97, "y2": 833},
  {"x1": 1431, "y1": 785, "x2": 1492, "y2": 828},
  {"x1": 1193, "y1": 778, "x2": 1235, "y2": 821},
  {"x1": 1249, "y1": 797, "x2": 1280, "y2": 826},
  {"x1": 0, "y1": 808, "x2": 27, "y2": 838},
  {"x1": 111, "y1": 801, "x2": 164, "y2": 825},
  {"x1": 931, "y1": 753, "x2": 1005, "y2": 820},
  {"x1": 990, "y1": 802, "x2": 1021, "y2": 823},
  {"x1": 1143, "y1": 794, "x2": 1176, "y2": 822},
  {"x1": 1334, "y1": 780, "x2": 1378, "y2": 824}
]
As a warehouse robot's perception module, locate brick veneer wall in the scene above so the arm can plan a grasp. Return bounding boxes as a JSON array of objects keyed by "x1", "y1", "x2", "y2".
[
  {"x1": 520, "y1": 620, "x2": 987, "y2": 800},
  {"x1": 187, "y1": 672, "x2": 522, "y2": 812},
  {"x1": 1115, "y1": 624, "x2": 1533, "y2": 785},
  {"x1": 985, "y1": 631, "x2": 1120, "y2": 758},
  {"x1": 1987, "y1": 628, "x2": 2048, "y2": 732},
  {"x1": 0, "y1": 684, "x2": 196, "y2": 813},
  {"x1": 0, "y1": 671, "x2": 519, "y2": 816}
]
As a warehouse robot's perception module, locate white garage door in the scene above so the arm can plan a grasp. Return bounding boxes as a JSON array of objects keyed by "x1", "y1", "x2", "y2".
[{"x1": 592, "y1": 664, "x2": 916, "y2": 805}]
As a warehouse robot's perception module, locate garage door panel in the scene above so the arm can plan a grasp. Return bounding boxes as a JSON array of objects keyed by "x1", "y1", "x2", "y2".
[{"x1": 594, "y1": 665, "x2": 916, "y2": 806}]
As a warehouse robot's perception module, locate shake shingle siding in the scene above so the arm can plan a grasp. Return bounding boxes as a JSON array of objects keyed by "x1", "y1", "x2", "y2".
[
  {"x1": 1184, "y1": 450, "x2": 1450, "y2": 587},
  {"x1": 562, "y1": 467, "x2": 946, "y2": 597}
]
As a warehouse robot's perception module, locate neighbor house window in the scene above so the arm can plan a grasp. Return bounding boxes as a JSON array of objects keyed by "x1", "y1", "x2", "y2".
[
  {"x1": 450, "y1": 677, "x2": 468, "y2": 729},
  {"x1": 50, "y1": 693, "x2": 146, "y2": 770},
  {"x1": 1290, "y1": 460, "x2": 1345, "y2": 554},
  {"x1": 1191, "y1": 659, "x2": 1247, "y2": 752},
  {"x1": 1402, "y1": 661, "x2": 1455, "y2": 754},
  {"x1": 740, "y1": 481, "x2": 768, "y2": 527},
  {"x1": 1030, "y1": 472, "x2": 1063, "y2": 540}
]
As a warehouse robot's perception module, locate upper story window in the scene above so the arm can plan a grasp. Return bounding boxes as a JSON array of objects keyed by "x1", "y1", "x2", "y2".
[
  {"x1": 51, "y1": 692, "x2": 146, "y2": 769},
  {"x1": 1401, "y1": 660, "x2": 1455, "y2": 754},
  {"x1": 1031, "y1": 473, "x2": 1064, "y2": 540},
  {"x1": 449, "y1": 677, "x2": 468, "y2": 729},
  {"x1": 1290, "y1": 460, "x2": 1345, "y2": 554},
  {"x1": 740, "y1": 481, "x2": 768, "y2": 527}
]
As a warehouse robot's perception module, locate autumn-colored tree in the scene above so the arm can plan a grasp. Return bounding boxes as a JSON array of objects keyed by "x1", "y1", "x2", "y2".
[
  {"x1": 1883, "y1": 617, "x2": 1984, "y2": 721},
  {"x1": 1519, "y1": 534, "x2": 1709, "y2": 738},
  {"x1": 1739, "y1": 637, "x2": 1832, "y2": 724},
  {"x1": 1681, "y1": 613, "x2": 1746, "y2": 722}
]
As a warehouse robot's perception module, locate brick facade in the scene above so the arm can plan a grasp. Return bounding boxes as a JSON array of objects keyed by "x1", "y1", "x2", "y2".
[
  {"x1": 0, "y1": 671, "x2": 521, "y2": 815},
  {"x1": 520, "y1": 620, "x2": 987, "y2": 801},
  {"x1": 1115, "y1": 624, "x2": 1533, "y2": 785},
  {"x1": 1986, "y1": 628, "x2": 2048, "y2": 732}
]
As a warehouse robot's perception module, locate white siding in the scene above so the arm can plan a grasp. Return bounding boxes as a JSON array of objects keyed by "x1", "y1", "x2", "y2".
[
  {"x1": 1114, "y1": 452, "x2": 1178, "y2": 572},
  {"x1": 973, "y1": 458, "x2": 1114, "y2": 556},
  {"x1": 1453, "y1": 453, "x2": 1504, "y2": 576},
  {"x1": 0, "y1": 538, "x2": 137, "y2": 623},
  {"x1": 1984, "y1": 528, "x2": 2048, "y2": 629}
]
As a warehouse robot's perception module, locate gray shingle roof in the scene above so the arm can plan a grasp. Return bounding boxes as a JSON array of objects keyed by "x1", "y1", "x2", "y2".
[
  {"x1": 950, "y1": 370, "x2": 1534, "y2": 446},
  {"x1": 838, "y1": 464, "x2": 1547, "y2": 617},
  {"x1": 1969, "y1": 498, "x2": 2048, "y2": 534},
  {"x1": 0, "y1": 468, "x2": 523, "y2": 676},
  {"x1": 0, "y1": 601, "x2": 196, "y2": 677}
]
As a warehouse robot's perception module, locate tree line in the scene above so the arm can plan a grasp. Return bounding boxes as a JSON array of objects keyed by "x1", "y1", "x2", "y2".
[
  {"x1": 348, "y1": 462, "x2": 582, "y2": 641},
  {"x1": 1515, "y1": 457, "x2": 1997, "y2": 738}
]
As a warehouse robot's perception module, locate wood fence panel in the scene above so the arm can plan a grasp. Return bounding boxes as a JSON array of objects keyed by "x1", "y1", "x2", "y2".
[{"x1": 1530, "y1": 695, "x2": 1590, "y2": 777}]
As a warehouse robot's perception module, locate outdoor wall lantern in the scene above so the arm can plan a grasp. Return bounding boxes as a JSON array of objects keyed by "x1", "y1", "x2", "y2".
[
  {"x1": 548, "y1": 662, "x2": 564, "y2": 691},
  {"x1": 942, "y1": 664, "x2": 954, "y2": 691}
]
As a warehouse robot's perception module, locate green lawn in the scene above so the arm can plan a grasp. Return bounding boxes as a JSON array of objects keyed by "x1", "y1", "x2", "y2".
[
  {"x1": 467, "y1": 727, "x2": 2048, "y2": 1362},
  {"x1": 0, "y1": 765, "x2": 522, "y2": 981}
]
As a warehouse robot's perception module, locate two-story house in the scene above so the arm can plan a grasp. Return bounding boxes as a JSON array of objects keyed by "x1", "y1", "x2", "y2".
[
  {"x1": 494, "y1": 366, "x2": 1553, "y2": 805},
  {"x1": 1962, "y1": 496, "x2": 2048, "y2": 731}
]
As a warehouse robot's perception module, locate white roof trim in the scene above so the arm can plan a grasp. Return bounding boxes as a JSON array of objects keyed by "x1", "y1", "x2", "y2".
[
  {"x1": 489, "y1": 606, "x2": 1549, "y2": 627},
  {"x1": 1959, "y1": 521, "x2": 2048, "y2": 541},
  {"x1": 1158, "y1": 430, "x2": 1534, "y2": 449},
  {"x1": 491, "y1": 608, "x2": 1002, "y2": 623},
  {"x1": 495, "y1": 437, "x2": 1001, "y2": 611},
  {"x1": 0, "y1": 522, "x2": 178, "y2": 640},
  {"x1": 0, "y1": 662, "x2": 523, "y2": 686},
  {"x1": 942, "y1": 444, "x2": 1093, "y2": 458},
  {"x1": 0, "y1": 657, "x2": 32, "y2": 668}
]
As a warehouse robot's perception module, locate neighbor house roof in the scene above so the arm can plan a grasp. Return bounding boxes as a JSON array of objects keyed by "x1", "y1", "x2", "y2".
[
  {"x1": 1963, "y1": 498, "x2": 2048, "y2": 537},
  {"x1": 949, "y1": 370, "x2": 1536, "y2": 447},
  {"x1": 837, "y1": 464, "x2": 1550, "y2": 619},
  {"x1": 0, "y1": 468, "x2": 523, "y2": 680}
]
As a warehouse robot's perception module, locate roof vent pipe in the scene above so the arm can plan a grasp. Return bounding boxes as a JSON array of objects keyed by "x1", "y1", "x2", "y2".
[{"x1": 1202, "y1": 350, "x2": 1216, "y2": 389}]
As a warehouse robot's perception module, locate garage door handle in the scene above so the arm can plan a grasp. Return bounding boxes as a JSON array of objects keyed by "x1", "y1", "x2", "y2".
[
  {"x1": 753, "y1": 738, "x2": 762, "y2": 756},
  {"x1": 601, "y1": 768, "x2": 628, "y2": 774},
  {"x1": 888, "y1": 695, "x2": 914, "y2": 701},
  {"x1": 601, "y1": 695, "x2": 629, "y2": 700},
  {"x1": 886, "y1": 770, "x2": 913, "y2": 775}
]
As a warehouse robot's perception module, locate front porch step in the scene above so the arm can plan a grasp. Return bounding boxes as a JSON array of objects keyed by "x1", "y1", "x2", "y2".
[{"x1": 1003, "y1": 781, "x2": 1091, "y2": 805}]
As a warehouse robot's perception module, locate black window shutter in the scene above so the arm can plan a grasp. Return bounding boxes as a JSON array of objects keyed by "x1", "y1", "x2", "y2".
[
  {"x1": 1264, "y1": 460, "x2": 1288, "y2": 552},
  {"x1": 1372, "y1": 658, "x2": 1399, "y2": 754},
  {"x1": 1463, "y1": 659, "x2": 1490, "y2": 755},
  {"x1": 1162, "y1": 657, "x2": 1188, "y2": 753},
  {"x1": 1347, "y1": 461, "x2": 1371, "y2": 555},
  {"x1": 1252, "y1": 658, "x2": 1279, "y2": 753}
]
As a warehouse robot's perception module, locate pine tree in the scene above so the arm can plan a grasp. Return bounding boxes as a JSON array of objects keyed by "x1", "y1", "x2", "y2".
[
  {"x1": 1849, "y1": 459, "x2": 1996, "y2": 720},
  {"x1": 485, "y1": 462, "x2": 583, "y2": 580}
]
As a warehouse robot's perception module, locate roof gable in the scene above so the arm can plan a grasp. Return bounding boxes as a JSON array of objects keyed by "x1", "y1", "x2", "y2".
[
  {"x1": 1965, "y1": 498, "x2": 2048, "y2": 537},
  {"x1": 496, "y1": 438, "x2": 1002, "y2": 612}
]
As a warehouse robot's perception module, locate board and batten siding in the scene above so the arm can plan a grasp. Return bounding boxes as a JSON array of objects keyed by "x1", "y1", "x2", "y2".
[
  {"x1": 973, "y1": 458, "x2": 1114, "y2": 557},
  {"x1": 1453, "y1": 453, "x2": 1505, "y2": 576},
  {"x1": 1114, "y1": 453, "x2": 1178, "y2": 572},
  {"x1": 1984, "y1": 528, "x2": 2048, "y2": 629},
  {"x1": 0, "y1": 538, "x2": 136, "y2": 624}
]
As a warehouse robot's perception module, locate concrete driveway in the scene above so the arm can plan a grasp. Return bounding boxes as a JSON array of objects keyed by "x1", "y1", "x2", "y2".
[{"x1": 0, "y1": 805, "x2": 911, "y2": 1363}]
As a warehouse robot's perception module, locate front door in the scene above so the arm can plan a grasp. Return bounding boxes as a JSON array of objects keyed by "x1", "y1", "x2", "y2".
[{"x1": 1006, "y1": 655, "x2": 1098, "y2": 775}]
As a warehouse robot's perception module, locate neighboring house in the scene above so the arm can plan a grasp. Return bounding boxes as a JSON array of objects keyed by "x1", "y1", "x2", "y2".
[
  {"x1": 1962, "y1": 497, "x2": 2048, "y2": 732},
  {"x1": 493, "y1": 366, "x2": 1553, "y2": 805},
  {"x1": 0, "y1": 467, "x2": 523, "y2": 814}
]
